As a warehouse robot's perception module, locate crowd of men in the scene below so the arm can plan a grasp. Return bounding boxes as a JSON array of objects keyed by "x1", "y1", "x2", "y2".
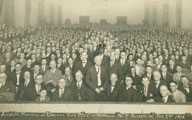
[{"x1": 0, "y1": 24, "x2": 192, "y2": 103}]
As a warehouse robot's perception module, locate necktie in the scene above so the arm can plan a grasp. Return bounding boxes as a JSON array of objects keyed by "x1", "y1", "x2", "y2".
[
  {"x1": 111, "y1": 86, "x2": 114, "y2": 93},
  {"x1": 121, "y1": 60, "x2": 124, "y2": 65},
  {"x1": 97, "y1": 66, "x2": 100, "y2": 74},
  {"x1": 155, "y1": 83, "x2": 159, "y2": 89},
  {"x1": 163, "y1": 73, "x2": 166, "y2": 79},
  {"x1": 144, "y1": 87, "x2": 147, "y2": 97},
  {"x1": 60, "y1": 89, "x2": 64, "y2": 98},
  {"x1": 82, "y1": 62, "x2": 86, "y2": 68},
  {"x1": 42, "y1": 66, "x2": 45, "y2": 71},
  {"x1": 77, "y1": 82, "x2": 81, "y2": 90},
  {"x1": 24, "y1": 81, "x2": 28, "y2": 87},
  {"x1": 178, "y1": 73, "x2": 181, "y2": 79},
  {"x1": 162, "y1": 97, "x2": 166, "y2": 103}
]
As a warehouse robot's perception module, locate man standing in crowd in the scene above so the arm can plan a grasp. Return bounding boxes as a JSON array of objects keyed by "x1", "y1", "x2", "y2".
[
  {"x1": 72, "y1": 51, "x2": 92, "y2": 77},
  {"x1": 85, "y1": 55, "x2": 108, "y2": 101}
]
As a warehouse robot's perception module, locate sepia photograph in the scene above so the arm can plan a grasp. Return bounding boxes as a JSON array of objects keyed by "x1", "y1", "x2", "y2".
[{"x1": 0, "y1": 0, "x2": 192, "y2": 119}]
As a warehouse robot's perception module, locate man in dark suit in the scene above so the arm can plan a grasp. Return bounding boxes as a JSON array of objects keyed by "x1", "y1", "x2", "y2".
[
  {"x1": 179, "y1": 75, "x2": 192, "y2": 102},
  {"x1": 97, "y1": 44, "x2": 110, "y2": 70},
  {"x1": 143, "y1": 65, "x2": 154, "y2": 81},
  {"x1": 21, "y1": 58, "x2": 32, "y2": 73},
  {"x1": 149, "y1": 71, "x2": 167, "y2": 102},
  {"x1": 72, "y1": 51, "x2": 92, "y2": 78},
  {"x1": 57, "y1": 57, "x2": 66, "y2": 74},
  {"x1": 107, "y1": 52, "x2": 122, "y2": 83},
  {"x1": 118, "y1": 75, "x2": 142, "y2": 102},
  {"x1": 6, "y1": 60, "x2": 16, "y2": 75},
  {"x1": 16, "y1": 71, "x2": 35, "y2": 101},
  {"x1": 30, "y1": 74, "x2": 47, "y2": 101},
  {"x1": 40, "y1": 58, "x2": 49, "y2": 75},
  {"x1": 167, "y1": 59, "x2": 177, "y2": 75},
  {"x1": 70, "y1": 70, "x2": 89, "y2": 101},
  {"x1": 129, "y1": 67, "x2": 142, "y2": 88},
  {"x1": 106, "y1": 73, "x2": 120, "y2": 102},
  {"x1": 118, "y1": 50, "x2": 129, "y2": 77},
  {"x1": 8, "y1": 63, "x2": 24, "y2": 92},
  {"x1": 138, "y1": 76, "x2": 156, "y2": 102},
  {"x1": 31, "y1": 63, "x2": 41, "y2": 81},
  {"x1": 159, "y1": 85, "x2": 175, "y2": 103},
  {"x1": 85, "y1": 55, "x2": 108, "y2": 101},
  {"x1": 51, "y1": 79, "x2": 73, "y2": 101},
  {"x1": 0, "y1": 73, "x2": 16, "y2": 102},
  {"x1": 160, "y1": 64, "x2": 173, "y2": 85}
]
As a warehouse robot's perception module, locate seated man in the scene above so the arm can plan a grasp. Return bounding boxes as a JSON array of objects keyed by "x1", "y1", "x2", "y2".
[
  {"x1": 106, "y1": 73, "x2": 120, "y2": 102},
  {"x1": 118, "y1": 75, "x2": 142, "y2": 102},
  {"x1": 138, "y1": 76, "x2": 156, "y2": 102},
  {"x1": 70, "y1": 70, "x2": 89, "y2": 101},
  {"x1": 159, "y1": 85, "x2": 175, "y2": 103},
  {"x1": 150, "y1": 71, "x2": 167, "y2": 102},
  {"x1": 30, "y1": 74, "x2": 47, "y2": 100},
  {"x1": 178, "y1": 75, "x2": 192, "y2": 102},
  {"x1": 16, "y1": 71, "x2": 35, "y2": 101},
  {"x1": 51, "y1": 79, "x2": 73, "y2": 101},
  {"x1": 170, "y1": 81, "x2": 186, "y2": 103},
  {"x1": 0, "y1": 73, "x2": 16, "y2": 102}
]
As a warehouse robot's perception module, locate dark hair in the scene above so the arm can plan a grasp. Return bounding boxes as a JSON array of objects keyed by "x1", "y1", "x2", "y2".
[
  {"x1": 120, "y1": 50, "x2": 126, "y2": 54},
  {"x1": 169, "y1": 81, "x2": 178, "y2": 85},
  {"x1": 15, "y1": 62, "x2": 22, "y2": 66},
  {"x1": 180, "y1": 75, "x2": 189, "y2": 80},
  {"x1": 124, "y1": 75, "x2": 133, "y2": 81}
]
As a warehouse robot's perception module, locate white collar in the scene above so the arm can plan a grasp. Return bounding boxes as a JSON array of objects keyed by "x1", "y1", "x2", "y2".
[{"x1": 163, "y1": 95, "x2": 169, "y2": 103}]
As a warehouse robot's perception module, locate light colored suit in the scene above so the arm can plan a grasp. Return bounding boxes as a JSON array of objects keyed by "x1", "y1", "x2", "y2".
[
  {"x1": 43, "y1": 69, "x2": 62, "y2": 86},
  {"x1": 172, "y1": 90, "x2": 186, "y2": 103}
]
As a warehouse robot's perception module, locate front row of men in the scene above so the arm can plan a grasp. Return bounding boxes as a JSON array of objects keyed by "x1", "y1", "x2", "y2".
[{"x1": 0, "y1": 69, "x2": 191, "y2": 103}]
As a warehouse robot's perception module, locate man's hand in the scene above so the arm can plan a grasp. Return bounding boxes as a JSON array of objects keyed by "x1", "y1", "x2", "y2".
[
  {"x1": 146, "y1": 99, "x2": 155, "y2": 103},
  {"x1": 99, "y1": 87, "x2": 104, "y2": 91},
  {"x1": 95, "y1": 88, "x2": 101, "y2": 94},
  {"x1": 133, "y1": 85, "x2": 137, "y2": 89},
  {"x1": 51, "y1": 88, "x2": 56, "y2": 93}
]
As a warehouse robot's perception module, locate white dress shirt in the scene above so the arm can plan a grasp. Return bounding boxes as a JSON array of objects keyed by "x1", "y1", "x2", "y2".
[
  {"x1": 77, "y1": 81, "x2": 82, "y2": 89},
  {"x1": 16, "y1": 73, "x2": 20, "y2": 86},
  {"x1": 59, "y1": 88, "x2": 65, "y2": 98},
  {"x1": 95, "y1": 65, "x2": 101, "y2": 86}
]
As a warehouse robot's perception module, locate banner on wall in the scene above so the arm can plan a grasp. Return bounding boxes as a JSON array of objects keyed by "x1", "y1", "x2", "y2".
[{"x1": 0, "y1": 112, "x2": 191, "y2": 120}]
